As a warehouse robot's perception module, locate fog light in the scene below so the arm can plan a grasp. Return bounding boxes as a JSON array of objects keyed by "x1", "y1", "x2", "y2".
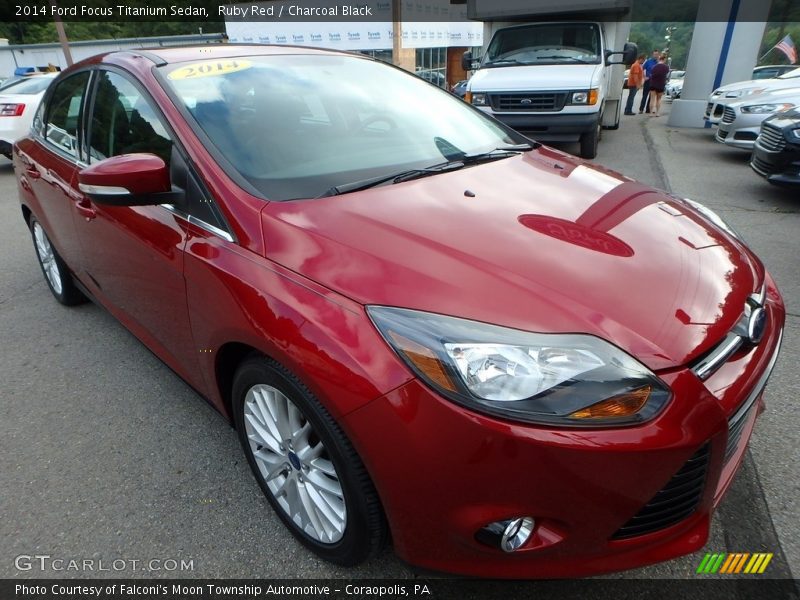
[{"x1": 476, "y1": 517, "x2": 535, "y2": 552}]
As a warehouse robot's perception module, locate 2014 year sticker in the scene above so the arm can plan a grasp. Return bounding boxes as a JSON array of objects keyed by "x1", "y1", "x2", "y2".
[{"x1": 168, "y1": 60, "x2": 252, "y2": 81}]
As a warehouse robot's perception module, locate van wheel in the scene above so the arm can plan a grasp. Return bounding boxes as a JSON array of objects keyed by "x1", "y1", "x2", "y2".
[{"x1": 579, "y1": 121, "x2": 601, "y2": 159}]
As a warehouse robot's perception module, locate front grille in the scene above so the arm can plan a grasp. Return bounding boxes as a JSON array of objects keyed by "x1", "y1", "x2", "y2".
[
  {"x1": 757, "y1": 124, "x2": 786, "y2": 152},
  {"x1": 612, "y1": 444, "x2": 710, "y2": 540},
  {"x1": 489, "y1": 92, "x2": 568, "y2": 112},
  {"x1": 721, "y1": 107, "x2": 736, "y2": 124},
  {"x1": 751, "y1": 155, "x2": 776, "y2": 176},
  {"x1": 705, "y1": 102, "x2": 713, "y2": 116},
  {"x1": 716, "y1": 128, "x2": 730, "y2": 141},
  {"x1": 713, "y1": 104, "x2": 725, "y2": 118}
]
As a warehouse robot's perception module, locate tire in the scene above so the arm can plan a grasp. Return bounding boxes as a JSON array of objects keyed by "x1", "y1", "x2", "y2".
[
  {"x1": 579, "y1": 119, "x2": 601, "y2": 159},
  {"x1": 29, "y1": 216, "x2": 87, "y2": 306},
  {"x1": 232, "y1": 356, "x2": 387, "y2": 566}
]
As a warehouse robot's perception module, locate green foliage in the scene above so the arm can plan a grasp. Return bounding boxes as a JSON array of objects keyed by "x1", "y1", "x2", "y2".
[{"x1": 0, "y1": 21, "x2": 223, "y2": 45}]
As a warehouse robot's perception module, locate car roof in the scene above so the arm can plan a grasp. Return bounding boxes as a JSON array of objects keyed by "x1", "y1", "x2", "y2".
[{"x1": 119, "y1": 44, "x2": 352, "y2": 66}]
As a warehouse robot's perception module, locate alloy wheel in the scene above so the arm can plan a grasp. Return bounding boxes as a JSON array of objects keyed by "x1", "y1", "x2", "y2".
[{"x1": 243, "y1": 383, "x2": 347, "y2": 544}]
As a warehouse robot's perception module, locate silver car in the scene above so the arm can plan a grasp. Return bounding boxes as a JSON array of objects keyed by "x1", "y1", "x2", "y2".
[
  {"x1": 705, "y1": 67, "x2": 800, "y2": 125},
  {"x1": 714, "y1": 88, "x2": 800, "y2": 150}
]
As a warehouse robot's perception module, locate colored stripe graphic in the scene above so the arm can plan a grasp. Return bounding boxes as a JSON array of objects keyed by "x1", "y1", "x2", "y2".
[{"x1": 699, "y1": 552, "x2": 774, "y2": 574}]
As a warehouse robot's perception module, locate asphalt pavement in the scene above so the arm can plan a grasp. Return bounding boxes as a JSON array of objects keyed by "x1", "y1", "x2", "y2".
[{"x1": 1, "y1": 93, "x2": 798, "y2": 590}]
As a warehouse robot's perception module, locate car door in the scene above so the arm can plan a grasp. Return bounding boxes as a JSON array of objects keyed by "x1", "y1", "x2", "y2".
[
  {"x1": 16, "y1": 71, "x2": 91, "y2": 272},
  {"x1": 74, "y1": 68, "x2": 206, "y2": 389}
]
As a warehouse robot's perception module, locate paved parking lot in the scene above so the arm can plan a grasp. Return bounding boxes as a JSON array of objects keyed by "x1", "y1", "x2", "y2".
[{"x1": 1, "y1": 95, "x2": 798, "y2": 586}]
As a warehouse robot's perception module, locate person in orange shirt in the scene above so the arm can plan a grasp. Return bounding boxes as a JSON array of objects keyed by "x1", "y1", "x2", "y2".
[{"x1": 624, "y1": 54, "x2": 645, "y2": 116}]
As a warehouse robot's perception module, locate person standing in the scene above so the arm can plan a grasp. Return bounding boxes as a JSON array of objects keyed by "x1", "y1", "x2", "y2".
[
  {"x1": 624, "y1": 54, "x2": 645, "y2": 115},
  {"x1": 648, "y1": 55, "x2": 670, "y2": 117},
  {"x1": 639, "y1": 50, "x2": 660, "y2": 114}
]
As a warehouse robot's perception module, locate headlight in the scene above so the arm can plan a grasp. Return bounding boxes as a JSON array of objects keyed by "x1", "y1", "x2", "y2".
[
  {"x1": 741, "y1": 103, "x2": 794, "y2": 114},
  {"x1": 569, "y1": 89, "x2": 598, "y2": 105},
  {"x1": 791, "y1": 128, "x2": 800, "y2": 140},
  {"x1": 681, "y1": 198, "x2": 743, "y2": 242},
  {"x1": 469, "y1": 92, "x2": 488, "y2": 106},
  {"x1": 725, "y1": 87, "x2": 766, "y2": 98},
  {"x1": 368, "y1": 306, "x2": 671, "y2": 427}
]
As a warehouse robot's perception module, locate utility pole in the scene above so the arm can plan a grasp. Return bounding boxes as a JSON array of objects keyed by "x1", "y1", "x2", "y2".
[{"x1": 48, "y1": 0, "x2": 73, "y2": 66}]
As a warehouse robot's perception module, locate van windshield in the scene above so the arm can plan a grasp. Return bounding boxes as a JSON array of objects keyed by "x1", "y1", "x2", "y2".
[
  {"x1": 484, "y1": 23, "x2": 601, "y2": 66},
  {"x1": 162, "y1": 54, "x2": 521, "y2": 201}
]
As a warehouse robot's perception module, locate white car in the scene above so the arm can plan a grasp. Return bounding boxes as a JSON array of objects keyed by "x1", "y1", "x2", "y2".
[
  {"x1": 705, "y1": 67, "x2": 800, "y2": 125},
  {"x1": 0, "y1": 74, "x2": 56, "y2": 159},
  {"x1": 714, "y1": 87, "x2": 800, "y2": 150},
  {"x1": 666, "y1": 70, "x2": 685, "y2": 99}
]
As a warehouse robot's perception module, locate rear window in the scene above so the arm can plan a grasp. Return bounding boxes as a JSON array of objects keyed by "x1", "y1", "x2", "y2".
[{"x1": 0, "y1": 76, "x2": 54, "y2": 95}]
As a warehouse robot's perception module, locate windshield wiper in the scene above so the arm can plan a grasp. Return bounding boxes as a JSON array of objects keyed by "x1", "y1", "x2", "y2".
[
  {"x1": 485, "y1": 59, "x2": 528, "y2": 66},
  {"x1": 460, "y1": 144, "x2": 538, "y2": 164},
  {"x1": 318, "y1": 161, "x2": 466, "y2": 197},
  {"x1": 535, "y1": 55, "x2": 594, "y2": 64}
]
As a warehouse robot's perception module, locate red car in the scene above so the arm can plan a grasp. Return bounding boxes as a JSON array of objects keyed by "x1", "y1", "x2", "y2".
[{"x1": 14, "y1": 45, "x2": 784, "y2": 578}]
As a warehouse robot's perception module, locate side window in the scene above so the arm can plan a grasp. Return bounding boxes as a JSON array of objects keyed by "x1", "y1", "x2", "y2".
[
  {"x1": 45, "y1": 72, "x2": 90, "y2": 159},
  {"x1": 88, "y1": 71, "x2": 173, "y2": 166}
]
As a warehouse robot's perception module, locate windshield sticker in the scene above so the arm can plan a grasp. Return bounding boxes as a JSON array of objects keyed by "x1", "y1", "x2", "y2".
[{"x1": 168, "y1": 59, "x2": 252, "y2": 81}]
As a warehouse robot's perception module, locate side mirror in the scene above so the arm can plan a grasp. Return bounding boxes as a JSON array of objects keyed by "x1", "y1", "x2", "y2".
[
  {"x1": 605, "y1": 42, "x2": 638, "y2": 66},
  {"x1": 78, "y1": 153, "x2": 180, "y2": 206},
  {"x1": 622, "y1": 42, "x2": 638, "y2": 66},
  {"x1": 461, "y1": 51, "x2": 473, "y2": 72}
]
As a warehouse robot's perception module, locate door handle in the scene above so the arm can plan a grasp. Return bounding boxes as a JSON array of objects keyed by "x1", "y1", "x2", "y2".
[
  {"x1": 75, "y1": 198, "x2": 97, "y2": 221},
  {"x1": 24, "y1": 165, "x2": 41, "y2": 179}
]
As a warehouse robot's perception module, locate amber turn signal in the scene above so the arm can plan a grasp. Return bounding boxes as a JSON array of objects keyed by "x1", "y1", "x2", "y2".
[
  {"x1": 387, "y1": 331, "x2": 458, "y2": 392},
  {"x1": 569, "y1": 386, "x2": 651, "y2": 419}
]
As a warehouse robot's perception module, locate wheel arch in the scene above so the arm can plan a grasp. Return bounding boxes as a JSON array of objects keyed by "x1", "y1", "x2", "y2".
[{"x1": 215, "y1": 341, "x2": 262, "y2": 424}]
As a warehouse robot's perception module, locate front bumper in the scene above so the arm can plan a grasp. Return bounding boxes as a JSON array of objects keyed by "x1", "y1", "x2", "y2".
[
  {"x1": 751, "y1": 140, "x2": 800, "y2": 186},
  {"x1": 715, "y1": 121, "x2": 761, "y2": 150},
  {"x1": 344, "y1": 283, "x2": 784, "y2": 578},
  {"x1": 479, "y1": 109, "x2": 600, "y2": 142}
]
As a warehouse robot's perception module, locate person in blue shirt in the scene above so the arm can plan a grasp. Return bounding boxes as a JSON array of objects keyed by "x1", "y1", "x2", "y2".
[{"x1": 639, "y1": 50, "x2": 661, "y2": 114}]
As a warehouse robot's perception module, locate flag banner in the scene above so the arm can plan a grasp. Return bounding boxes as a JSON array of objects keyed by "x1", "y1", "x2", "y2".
[{"x1": 773, "y1": 35, "x2": 798, "y2": 64}]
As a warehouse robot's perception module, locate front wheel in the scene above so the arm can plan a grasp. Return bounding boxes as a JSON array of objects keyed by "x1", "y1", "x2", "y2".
[
  {"x1": 579, "y1": 119, "x2": 601, "y2": 159},
  {"x1": 232, "y1": 356, "x2": 387, "y2": 566}
]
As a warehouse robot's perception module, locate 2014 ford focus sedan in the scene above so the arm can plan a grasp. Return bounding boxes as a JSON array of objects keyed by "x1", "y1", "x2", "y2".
[{"x1": 14, "y1": 46, "x2": 784, "y2": 578}]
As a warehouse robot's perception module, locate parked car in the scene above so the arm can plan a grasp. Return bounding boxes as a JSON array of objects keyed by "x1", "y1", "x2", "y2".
[
  {"x1": 714, "y1": 88, "x2": 800, "y2": 150},
  {"x1": 0, "y1": 73, "x2": 57, "y2": 159},
  {"x1": 750, "y1": 107, "x2": 800, "y2": 186},
  {"x1": 451, "y1": 79, "x2": 469, "y2": 98},
  {"x1": 705, "y1": 67, "x2": 800, "y2": 124},
  {"x1": 415, "y1": 68, "x2": 447, "y2": 88},
  {"x1": 0, "y1": 65, "x2": 60, "y2": 92},
  {"x1": 666, "y1": 70, "x2": 685, "y2": 99},
  {"x1": 622, "y1": 67, "x2": 630, "y2": 89},
  {"x1": 752, "y1": 64, "x2": 798, "y2": 80},
  {"x1": 15, "y1": 46, "x2": 784, "y2": 578}
]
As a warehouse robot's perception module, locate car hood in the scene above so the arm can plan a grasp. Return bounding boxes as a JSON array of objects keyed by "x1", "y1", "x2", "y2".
[
  {"x1": 763, "y1": 108, "x2": 800, "y2": 127},
  {"x1": 469, "y1": 64, "x2": 601, "y2": 91},
  {"x1": 714, "y1": 77, "x2": 800, "y2": 99},
  {"x1": 729, "y1": 87, "x2": 800, "y2": 109},
  {"x1": 261, "y1": 147, "x2": 762, "y2": 371}
]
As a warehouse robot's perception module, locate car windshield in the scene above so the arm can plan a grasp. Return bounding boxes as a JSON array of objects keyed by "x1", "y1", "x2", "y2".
[
  {"x1": 0, "y1": 76, "x2": 54, "y2": 95},
  {"x1": 484, "y1": 23, "x2": 601, "y2": 66},
  {"x1": 162, "y1": 54, "x2": 520, "y2": 200},
  {"x1": 671, "y1": 71, "x2": 685, "y2": 79}
]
